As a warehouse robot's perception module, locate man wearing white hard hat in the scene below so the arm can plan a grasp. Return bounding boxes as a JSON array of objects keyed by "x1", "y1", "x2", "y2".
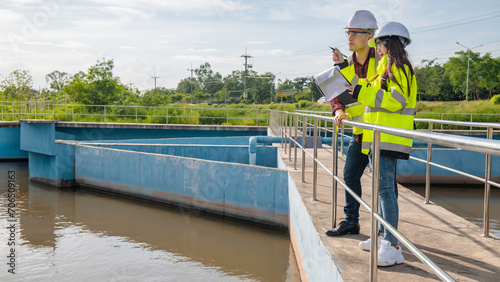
[{"x1": 326, "y1": 10, "x2": 381, "y2": 237}]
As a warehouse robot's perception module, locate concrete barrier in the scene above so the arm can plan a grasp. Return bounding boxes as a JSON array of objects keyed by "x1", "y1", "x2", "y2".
[{"x1": 75, "y1": 144, "x2": 289, "y2": 228}]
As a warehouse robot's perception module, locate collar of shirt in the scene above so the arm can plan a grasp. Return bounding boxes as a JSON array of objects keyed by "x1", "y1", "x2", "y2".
[{"x1": 351, "y1": 47, "x2": 376, "y2": 79}]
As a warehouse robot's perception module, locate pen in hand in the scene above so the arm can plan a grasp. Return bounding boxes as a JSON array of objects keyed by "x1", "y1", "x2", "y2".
[{"x1": 329, "y1": 46, "x2": 346, "y2": 64}]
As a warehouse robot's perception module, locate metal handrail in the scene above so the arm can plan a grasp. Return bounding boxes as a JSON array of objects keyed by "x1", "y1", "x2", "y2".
[
  {"x1": 1, "y1": 101, "x2": 269, "y2": 127},
  {"x1": 270, "y1": 110, "x2": 500, "y2": 281}
]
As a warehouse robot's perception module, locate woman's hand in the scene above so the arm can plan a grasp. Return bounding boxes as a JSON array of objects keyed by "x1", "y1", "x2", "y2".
[
  {"x1": 332, "y1": 48, "x2": 345, "y2": 65},
  {"x1": 346, "y1": 84, "x2": 355, "y2": 95}
]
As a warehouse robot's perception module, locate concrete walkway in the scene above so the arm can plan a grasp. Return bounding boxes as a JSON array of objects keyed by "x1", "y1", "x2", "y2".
[{"x1": 278, "y1": 146, "x2": 500, "y2": 281}]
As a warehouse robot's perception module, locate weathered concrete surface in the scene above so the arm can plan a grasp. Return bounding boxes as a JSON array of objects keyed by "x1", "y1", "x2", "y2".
[{"x1": 279, "y1": 146, "x2": 500, "y2": 281}]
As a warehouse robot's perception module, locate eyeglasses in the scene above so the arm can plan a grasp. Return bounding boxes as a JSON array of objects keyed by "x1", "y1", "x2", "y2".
[
  {"x1": 345, "y1": 30, "x2": 370, "y2": 38},
  {"x1": 375, "y1": 39, "x2": 388, "y2": 47}
]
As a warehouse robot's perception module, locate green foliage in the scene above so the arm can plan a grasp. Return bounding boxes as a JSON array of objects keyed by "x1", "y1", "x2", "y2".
[
  {"x1": 415, "y1": 59, "x2": 454, "y2": 101},
  {"x1": 296, "y1": 100, "x2": 313, "y2": 108},
  {"x1": 1, "y1": 70, "x2": 34, "y2": 100},
  {"x1": 62, "y1": 59, "x2": 124, "y2": 108},
  {"x1": 491, "y1": 94, "x2": 500, "y2": 105}
]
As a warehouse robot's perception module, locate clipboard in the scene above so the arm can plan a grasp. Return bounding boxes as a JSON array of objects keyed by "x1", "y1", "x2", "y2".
[{"x1": 315, "y1": 67, "x2": 357, "y2": 105}]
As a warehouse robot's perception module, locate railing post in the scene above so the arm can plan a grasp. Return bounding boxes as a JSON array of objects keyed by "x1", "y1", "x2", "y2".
[
  {"x1": 227, "y1": 108, "x2": 229, "y2": 125},
  {"x1": 135, "y1": 107, "x2": 138, "y2": 124},
  {"x1": 332, "y1": 122, "x2": 339, "y2": 229},
  {"x1": 483, "y1": 127, "x2": 493, "y2": 237},
  {"x1": 166, "y1": 107, "x2": 169, "y2": 125},
  {"x1": 441, "y1": 113, "x2": 444, "y2": 130},
  {"x1": 284, "y1": 112, "x2": 288, "y2": 154},
  {"x1": 301, "y1": 115, "x2": 307, "y2": 183},
  {"x1": 425, "y1": 121, "x2": 433, "y2": 204},
  {"x1": 288, "y1": 113, "x2": 292, "y2": 161},
  {"x1": 104, "y1": 106, "x2": 107, "y2": 123},
  {"x1": 341, "y1": 126, "x2": 345, "y2": 156},
  {"x1": 197, "y1": 108, "x2": 199, "y2": 125},
  {"x1": 72, "y1": 105, "x2": 74, "y2": 122},
  {"x1": 52, "y1": 102, "x2": 55, "y2": 121},
  {"x1": 281, "y1": 112, "x2": 285, "y2": 149},
  {"x1": 312, "y1": 118, "x2": 318, "y2": 201},
  {"x1": 294, "y1": 114, "x2": 298, "y2": 170},
  {"x1": 370, "y1": 130, "x2": 381, "y2": 282}
]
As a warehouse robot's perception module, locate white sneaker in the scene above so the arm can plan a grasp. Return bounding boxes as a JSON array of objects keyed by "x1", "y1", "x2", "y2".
[
  {"x1": 377, "y1": 240, "x2": 404, "y2": 267},
  {"x1": 359, "y1": 236, "x2": 384, "y2": 251}
]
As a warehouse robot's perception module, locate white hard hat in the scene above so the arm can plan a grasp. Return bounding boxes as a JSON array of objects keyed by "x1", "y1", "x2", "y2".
[
  {"x1": 368, "y1": 21, "x2": 412, "y2": 47},
  {"x1": 344, "y1": 10, "x2": 378, "y2": 30}
]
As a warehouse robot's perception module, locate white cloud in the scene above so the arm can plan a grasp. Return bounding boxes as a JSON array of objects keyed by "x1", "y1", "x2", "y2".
[
  {"x1": 103, "y1": 6, "x2": 153, "y2": 20},
  {"x1": 22, "y1": 40, "x2": 89, "y2": 49},
  {"x1": 0, "y1": 9, "x2": 24, "y2": 22}
]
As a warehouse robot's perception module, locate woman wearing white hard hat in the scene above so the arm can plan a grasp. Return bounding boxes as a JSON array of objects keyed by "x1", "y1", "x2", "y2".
[{"x1": 345, "y1": 21, "x2": 417, "y2": 267}]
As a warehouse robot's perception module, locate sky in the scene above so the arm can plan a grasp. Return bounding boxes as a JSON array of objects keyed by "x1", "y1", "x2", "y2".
[{"x1": 0, "y1": 0, "x2": 499, "y2": 92}]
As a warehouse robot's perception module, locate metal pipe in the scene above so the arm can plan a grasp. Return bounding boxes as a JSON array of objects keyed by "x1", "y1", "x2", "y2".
[
  {"x1": 294, "y1": 114, "x2": 298, "y2": 170},
  {"x1": 425, "y1": 121, "x2": 433, "y2": 204},
  {"x1": 483, "y1": 127, "x2": 493, "y2": 237},
  {"x1": 301, "y1": 115, "x2": 307, "y2": 183},
  {"x1": 288, "y1": 113, "x2": 292, "y2": 161},
  {"x1": 284, "y1": 112, "x2": 288, "y2": 154},
  {"x1": 313, "y1": 118, "x2": 318, "y2": 201},
  {"x1": 370, "y1": 130, "x2": 381, "y2": 282},
  {"x1": 332, "y1": 123, "x2": 339, "y2": 229}
]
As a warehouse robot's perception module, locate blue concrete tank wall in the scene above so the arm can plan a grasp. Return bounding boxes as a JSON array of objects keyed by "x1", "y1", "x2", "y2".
[
  {"x1": 74, "y1": 145, "x2": 289, "y2": 228},
  {"x1": 20, "y1": 122, "x2": 56, "y2": 155},
  {"x1": 55, "y1": 127, "x2": 267, "y2": 141},
  {"x1": 277, "y1": 153, "x2": 341, "y2": 281},
  {"x1": 89, "y1": 143, "x2": 278, "y2": 168},
  {"x1": 28, "y1": 143, "x2": 76, "y2": 187},
  {"x1": 0, "y1": 126, "x2": 28, "y2": 159}
]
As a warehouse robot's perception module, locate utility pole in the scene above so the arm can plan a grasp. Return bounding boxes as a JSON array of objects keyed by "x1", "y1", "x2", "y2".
[
  {"x1": 187, "y1": 63, "x2": 195, "y2": 103},
  {"x1": 151, "y1": 73, "x2": 159, "y2": 94},
  {"x1": 456, "y1": 42, "x2": 483, "y2": 101},
  {"x1": 241, "y1": 48, "x2": 253, "y2": 100}
]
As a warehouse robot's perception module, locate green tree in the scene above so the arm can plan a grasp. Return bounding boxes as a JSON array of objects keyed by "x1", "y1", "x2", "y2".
[
  {"x1": 477, "y1": 54, "x2": 500, "y2": 98},
  {"x1": 308, "y1": 76, "x2": 322, "y2": 102},
  {"x1": 415, "y1": 59, "x2": 454, "y2": 101},
  {"x1": 46, "y1": 70, "x2": 70, "y2": 93},
  {"x1": 292, "y1": 77, "x2": 311, "y2": 94},
  {"x1": 445, "y1": 51, "x2": 482, "y2": 100},
  {"x1": 1, "y1": 70, "x2": 34, "y2": 100},
  {"x1": 62, "y1": 59, "x2": 124, "y2": 108}
]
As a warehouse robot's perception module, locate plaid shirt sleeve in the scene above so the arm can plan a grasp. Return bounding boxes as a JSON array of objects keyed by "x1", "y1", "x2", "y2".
[{"x1": 330, "y1": 97, "x2": 343, "y2": 116}]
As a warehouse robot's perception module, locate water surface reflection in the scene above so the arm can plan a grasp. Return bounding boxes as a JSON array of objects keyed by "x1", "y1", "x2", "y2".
[{"x1": 0, "y1": 163, "x2": 298, "y2": 281}]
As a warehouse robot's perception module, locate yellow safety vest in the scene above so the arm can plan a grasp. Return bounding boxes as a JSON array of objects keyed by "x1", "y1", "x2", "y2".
[
  {"x1": 355, "y1": 55, "x2": 417, "y2": 157},
  {"x1": 339, "y1": 52, "x2": 380, "y2": 135}
]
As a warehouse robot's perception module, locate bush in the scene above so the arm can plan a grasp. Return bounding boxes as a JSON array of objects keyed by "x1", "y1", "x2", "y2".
[
  {"x1": 491, "y1": 94, "x2": 500, "y2": 105},
  {"x1": 296, "y1": 100, "x2": 313, "y2": 108}
]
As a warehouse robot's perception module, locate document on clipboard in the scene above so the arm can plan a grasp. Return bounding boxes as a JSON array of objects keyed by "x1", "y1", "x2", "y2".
[{"x1": 315, "y1": 67, "x2": 357, "y2": 105}]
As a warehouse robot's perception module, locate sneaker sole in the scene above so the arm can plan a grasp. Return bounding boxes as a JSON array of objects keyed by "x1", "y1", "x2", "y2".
[{"x1": 377, "y1": 259, "x2": 404, "y2": 267}]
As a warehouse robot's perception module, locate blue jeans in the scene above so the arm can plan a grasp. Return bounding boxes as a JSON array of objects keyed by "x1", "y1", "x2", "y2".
[
  {"x1": 343, "y1": 137, "x2": 369, "y2": 225},
  {"x1": 378, "y1": 154, "x2": 399, "y2": 245}
]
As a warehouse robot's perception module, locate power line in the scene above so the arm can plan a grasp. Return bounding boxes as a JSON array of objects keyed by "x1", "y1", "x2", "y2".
[{"x1": 412, "y1": 11, "x2": 500, "y2": 34}]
